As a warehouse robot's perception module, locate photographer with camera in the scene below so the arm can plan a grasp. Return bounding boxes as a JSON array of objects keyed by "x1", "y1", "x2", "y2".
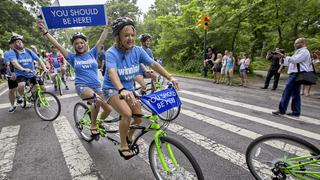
[
  {"x1": 201, "y1": 47, "x2": 215, "y2": 77},
  {"x1": 261, "y1": 48, "x2": 284, "y2": 90}
]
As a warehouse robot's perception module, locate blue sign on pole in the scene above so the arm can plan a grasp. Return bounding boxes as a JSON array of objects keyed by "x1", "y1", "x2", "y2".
[
  {"x1": 140, "y1": 88, "x2": 181, "y2": 115},
  {"x1": 41, "y1": 4, "x2": 107, "y2": 29}
]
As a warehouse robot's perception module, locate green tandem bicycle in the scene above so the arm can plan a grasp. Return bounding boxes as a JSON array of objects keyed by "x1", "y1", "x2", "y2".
[
  {"x1": 73, "y1": 85, "x2": 204, "y2": 180},
  {"x1": 246, "y1": 134, "x2": 320, "y2": 180}
]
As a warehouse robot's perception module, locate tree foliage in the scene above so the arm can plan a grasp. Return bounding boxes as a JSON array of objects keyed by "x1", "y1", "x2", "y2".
[
  {"x1": 140, "y1": 0, "x2": 320, "y2": 72},
  {"x1": 0, "y1": 0, "x2": 50, "y2": 51}
]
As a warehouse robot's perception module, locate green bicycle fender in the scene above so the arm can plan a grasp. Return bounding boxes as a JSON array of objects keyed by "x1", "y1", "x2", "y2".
[{"x1": 154, "y1": 130, "x2": 171, "y2": 174}]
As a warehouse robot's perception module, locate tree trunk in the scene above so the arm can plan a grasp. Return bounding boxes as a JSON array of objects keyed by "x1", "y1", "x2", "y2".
[
  {"x1": 275, "y1": 0, "x2": 283, "y2": 47},
  {"x1": 231, "y1": 17, "x2": 241, "y2": 52}
]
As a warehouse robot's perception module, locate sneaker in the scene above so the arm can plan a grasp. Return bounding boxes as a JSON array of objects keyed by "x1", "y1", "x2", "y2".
[
  {"x1": 271, "y1": 88, "x2": 276, "y2": 91},
  {"x1": 8, "y1": 106, "x2": 17, "y2": 113},
  {"x1": 272, "y1": 111, "x2": 285, "y2": 116},
  {"x1": 17, "y1": 96, "x2": 23, "y2": 104},
  {"x1": 261, "y1": 87, "x2": 268, "y2": 89},
  {"x1": 65, "y1": 86, "x2": 69, "y2": 90}
]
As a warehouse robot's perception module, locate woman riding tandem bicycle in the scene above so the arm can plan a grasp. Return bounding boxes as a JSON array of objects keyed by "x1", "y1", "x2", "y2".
[
  {"x1": 37, "y1": 19, "x2": 112, "y2": 135},
  {"x1": 103, "y1": 17, "x2": 179, "y2": 159}
]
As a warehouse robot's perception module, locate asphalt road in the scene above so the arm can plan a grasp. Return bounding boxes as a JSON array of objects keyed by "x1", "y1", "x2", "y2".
[{"x1": 0, "y1": 75, "x2": 319, "y2": 180}]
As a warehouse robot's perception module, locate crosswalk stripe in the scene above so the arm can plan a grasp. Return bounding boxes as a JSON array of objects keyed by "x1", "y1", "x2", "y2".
[
  {"x1": 53, "y1": 116, "x2": 103, "y2": 180},
  {"x1": 180, "y1": 97, "x2": 320, "y2": 141},
  {"x1": 181, "y1": 109, "x2": 312, "y2": 155},
  {"x1": 0, "y1": 125, "x2": 20, "y2": 179},
  {"x1": 0, "y1": 93, "x2": 78, "y2": 110},
  {"x1": 180, "y1": 90, "x2": 320, "y2": 125}
]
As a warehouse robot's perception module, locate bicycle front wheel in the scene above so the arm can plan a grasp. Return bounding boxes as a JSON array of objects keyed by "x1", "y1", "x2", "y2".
[
  {"x1": 246, "y1": 134, "x2": 320, "y2": 180},
  {"x1": 34, "y1": 92, "x2": 61, "y2": 121},
  {"x1": 149, "y1": 136, "x2": 204, "y2": 180},
  {"x1": 57, "y1": 77, "x2": 63, "y2": 96},
  {"x1": 73, "y1": 102, "x2": 93, "y2": 142}
]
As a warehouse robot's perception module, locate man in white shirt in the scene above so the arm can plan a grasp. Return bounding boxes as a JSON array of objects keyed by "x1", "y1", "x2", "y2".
[{"x1": 272, "y1": 37, "x2": 313, "y2": 117}]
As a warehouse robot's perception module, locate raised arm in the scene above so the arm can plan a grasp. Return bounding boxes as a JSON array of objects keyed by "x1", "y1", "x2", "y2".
[
  {"x1": 37, "y1": 21, "x2": 68, "y2": 58},
  {"x1": 95, "y1": 17, "x2": 112, "y2": 50}
]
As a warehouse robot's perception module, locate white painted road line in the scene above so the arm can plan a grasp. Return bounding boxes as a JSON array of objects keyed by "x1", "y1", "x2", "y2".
[
  {"x1": 168, "y1": 123, "x2": 270, "y2": 174},
  {"x1": 180, "y1": 97, "x2": 320, "y2": 141},
  {"x1": 0, "y1": 125, "x2": 20, "y2": 179},
  {"x1": 53, "y1": 116, "x2": 102, "y2": 180},
  {"x1": 181, "y1": 109, "x2": 311, "y2": 156},
  {"x1": 0, "y1": 93, "x2": 78, "y2": 110},
  {"x1": 180, "y1": 90, "x2": 320, "y2": 125},
  {"x1": 0, "y1": 88, "x2": 9, "y2": 96}
]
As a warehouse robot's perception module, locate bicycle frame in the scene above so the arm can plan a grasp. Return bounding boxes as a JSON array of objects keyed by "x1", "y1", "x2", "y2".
[
  {"x1": 79, "y1": 108, "x2": 179, "y2": 175},
  {"x1": 22, "y1": 77, "x2": 49, "y2": 108},
  {"x1": 284, "y1": 155, "x2": 320, "y2": 179}
]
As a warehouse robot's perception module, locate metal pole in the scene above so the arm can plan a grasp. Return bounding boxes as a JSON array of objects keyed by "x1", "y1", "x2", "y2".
[{"x1": 204, "y1": 29, "x2": 207, "y2": 60}]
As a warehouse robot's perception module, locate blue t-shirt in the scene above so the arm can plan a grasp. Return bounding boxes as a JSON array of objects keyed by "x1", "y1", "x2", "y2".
[
  {"x1": 8, "y1": 48, "x2": 39, "y2": 78},
  {"x1": 3, "y1": 49, "x2": 15, "y2": 76},
  {"x1": 52, "y1": 54, "x2": 61, "y2": 68},
  {"x1": 4, "y1": 49, "x2": 15, "y2": 63},
  {"x1": 139, "y1": 46, "x2": 154, "y2": 74},
  {"x1": 226, "y1": 57, "x2": 234, "y2": 69},
  {"x1": 67, "y1": 46, "x2": 100, "y2": 87},
  {"x1": 103, "y1": 46, "x2": 154, "y2": 91}
]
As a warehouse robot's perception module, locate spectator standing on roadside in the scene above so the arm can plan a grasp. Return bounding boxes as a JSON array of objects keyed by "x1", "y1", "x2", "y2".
[
  {"x1": 225, "y1": 51, "x2": 235, "y2": 85},
  {"x1": 272, "y1": 38, "x2": 313, "y2": 117},
  {"x1": 261, "y1": 48, "x2": 284, "y2": 90},
  {"x1": 201, "y1": 47, "x2": 215, "y2": 77},
  {"x1": 220, "y1": 50, "x2": 228, "y2": 83},
  {"x1": 301, "y1": 51, "x2": 318, "y2": 96},
  {"x1": 212, "y1": 53, "x2": 222, "y2": 83},
  {"x1": 239, "y1": 53, "x2": 251, "y2": 87}
]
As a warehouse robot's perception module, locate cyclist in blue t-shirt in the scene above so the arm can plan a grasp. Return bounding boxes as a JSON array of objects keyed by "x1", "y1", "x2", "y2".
[
  {"x1": 37, "y1": 19, "x2": 112, "y2": 135},
  {"x1": 103, "y1": 17, "x2": 179, "y2": 159},
  {"x1": 9, "y1": 35, "x2": 48, "y2": 104},
  {"x1": 4, "y1": 40, "x2": 18, "y2": 113},
  {"x1": 134, "y1": 33, "x2": 157, "y2": 92}
]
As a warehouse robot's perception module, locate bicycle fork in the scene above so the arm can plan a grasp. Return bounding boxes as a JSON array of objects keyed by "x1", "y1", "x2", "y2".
[{"x1": 154, "y1": 130, "x2": 179, "y2": 174}]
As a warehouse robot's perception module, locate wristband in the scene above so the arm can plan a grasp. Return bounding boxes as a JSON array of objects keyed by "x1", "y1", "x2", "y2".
[
  {"x1": 118, "y1": 88, "x2": 127, "y2": 94},
  {"x1": 43, "y1": 31, "x2": 49, "y2": 36}
]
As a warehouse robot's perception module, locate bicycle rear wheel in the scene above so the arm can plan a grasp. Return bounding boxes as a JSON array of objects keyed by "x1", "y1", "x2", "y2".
[
  {"x1": 149, "y1": 136, "x2": 204, "y2": 180},
  {"x1": 73, "y1": 102, "x2": 93, "y2": 142},
  {"x1": 246, "y1": 134, "x2": 320, "y2": 180},
  {"x1": 34, "y1": 92, "x2": 61, "y2": 121}
]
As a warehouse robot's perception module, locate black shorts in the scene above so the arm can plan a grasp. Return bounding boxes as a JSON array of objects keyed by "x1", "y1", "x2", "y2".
[
  {"x1": 8, "y1": 79, "x2": 18, "y2": 89},
  {"x1": 16, "y1": 76, "x2": 44, "y2": 86}
]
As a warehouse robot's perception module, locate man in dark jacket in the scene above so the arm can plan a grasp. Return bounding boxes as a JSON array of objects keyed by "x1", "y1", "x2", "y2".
[{"x1": 261, "y1": 48, "x2": 284, "y2": 90}]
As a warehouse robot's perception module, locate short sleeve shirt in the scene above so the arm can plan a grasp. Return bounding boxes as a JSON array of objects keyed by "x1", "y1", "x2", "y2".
[
  {"x1": 8, "y1": 48, "x2": 39, "y2": 78},
  {"x1": 103, "y1": 46, "x2": 154, "y2": 91},
  {"x1": 51, "y1": 54, "x2": 61, "y2": 68},
  {"x1": 66, "y1": 46, "x2": 100, "y2": 87}
]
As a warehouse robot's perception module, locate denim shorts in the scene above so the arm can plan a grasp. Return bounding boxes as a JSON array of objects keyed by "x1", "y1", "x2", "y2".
[
  {"x1": 102, "y1": 88, "x2": 118, "y2": 103},
  {"x1": 75, "y1": 84, "x2": 102, "y2": 96}
]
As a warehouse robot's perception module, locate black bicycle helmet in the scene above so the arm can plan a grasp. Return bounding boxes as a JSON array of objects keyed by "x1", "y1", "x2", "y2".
[
  {"x1": 10, "y1": 35, "x2": 23, "y2": 44},
  {"x1": 70, "y1": 32, "x2": 87, "y2": 44},
  {"x1": 139, "y1": 33, "x2": 151, "y2": 42},
  {"x1": 112, "y1": 17, "x2": 135, "y2": 37}
]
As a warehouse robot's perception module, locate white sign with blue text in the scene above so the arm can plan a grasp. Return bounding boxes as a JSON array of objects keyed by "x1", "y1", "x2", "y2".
[
  {"x1": 41, "y1": 4, "x2": 107, "y2": 29},
  {"x1": 140, "y1": 88, "x2": 181, "y2": 115}
]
